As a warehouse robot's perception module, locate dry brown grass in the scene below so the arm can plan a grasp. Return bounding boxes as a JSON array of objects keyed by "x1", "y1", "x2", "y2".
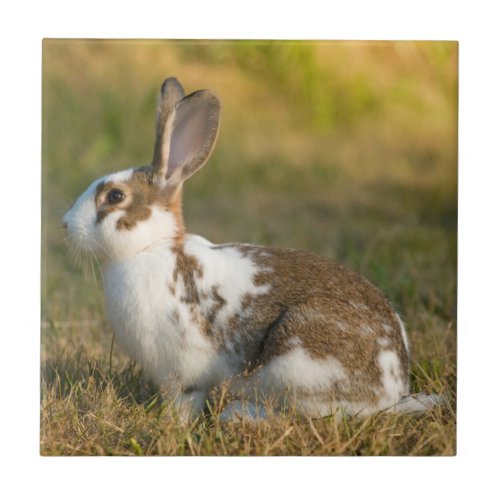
[{"x1": 40, "y1": 314, "x2": 455, "y2": 456}]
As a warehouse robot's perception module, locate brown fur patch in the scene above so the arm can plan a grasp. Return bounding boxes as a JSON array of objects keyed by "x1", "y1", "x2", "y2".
[
  {"x1": 172, "y1": 246, "x2": 204, "y2": 305},
  {"x1": 207, "y1": 285, "x2": 227, "y2": 323},
  {"x1": 93, "y1": 167, "x2": 186, "y2": 241},
  {"x1": 212, "y1": 244, "x2": 410, "y2": 395},
  {"x1": 94, "y1": 181, "x2": 128, "y2": 224},
  {"x1": 115, "y1": 168, "x2": 157, "y2": 230},
  {"x1": 168, "y1": 189, "x2": 186, "y2": 245},
  {"x1": 170, "y1": 250, "x2": 232, "y2": 346}
]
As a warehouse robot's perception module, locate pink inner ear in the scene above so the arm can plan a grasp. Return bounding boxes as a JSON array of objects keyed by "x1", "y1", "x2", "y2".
[{"x1": 167, "y1": 106, "x2": 211, "y2": 178}]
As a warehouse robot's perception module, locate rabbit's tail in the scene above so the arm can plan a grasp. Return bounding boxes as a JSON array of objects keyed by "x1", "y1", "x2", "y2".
[{"x1": 388, "y1": 393, "x2": 443, "y2": 415}]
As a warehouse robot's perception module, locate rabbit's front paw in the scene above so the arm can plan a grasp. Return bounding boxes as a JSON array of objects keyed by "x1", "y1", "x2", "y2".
[
  {"x1": 219, "y1": 400, "x2": 271, "y2": 422},
  {"x1": 172, "y1": 390, "x2": 208, "y2": 422}
]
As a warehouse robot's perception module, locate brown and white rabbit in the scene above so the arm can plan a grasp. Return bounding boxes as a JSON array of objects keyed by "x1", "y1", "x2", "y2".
[{"x1": 63, "y1": 77, "x2": 440, "y2": 421}]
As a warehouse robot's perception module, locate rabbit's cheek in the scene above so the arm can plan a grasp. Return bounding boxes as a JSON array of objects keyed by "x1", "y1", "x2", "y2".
[{"x1": 97, "y1": 206, "x2": 178, "y2": 259}]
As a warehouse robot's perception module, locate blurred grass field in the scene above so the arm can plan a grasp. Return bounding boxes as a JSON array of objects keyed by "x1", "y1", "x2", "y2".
[{"x1": 41, "y1": 39, "x2": 457, "y2": 456}]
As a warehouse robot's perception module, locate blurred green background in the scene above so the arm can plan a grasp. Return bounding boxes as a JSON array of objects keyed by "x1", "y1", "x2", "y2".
[{"x1": 41, "y1": 40, "x2": 457, "y2": 365}]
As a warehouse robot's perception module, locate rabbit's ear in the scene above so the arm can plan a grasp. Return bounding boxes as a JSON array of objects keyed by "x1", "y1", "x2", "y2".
[
  {"x1": 152, "y1": 77, "x2": 186, "y2": 169},
  {"x1": 152, "y1": 87, "x2": 221, "y2": 186}
]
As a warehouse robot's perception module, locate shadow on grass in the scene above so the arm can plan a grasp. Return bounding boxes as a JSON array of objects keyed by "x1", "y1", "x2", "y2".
[{"x1": 41, "y1": 347, "x2": 159, "y2": 408}]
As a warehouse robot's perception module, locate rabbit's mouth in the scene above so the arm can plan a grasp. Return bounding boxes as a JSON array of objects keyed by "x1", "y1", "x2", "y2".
[
  {"x1": 63, "y1": 200, "x2": 109, "y2": 260},
  {"x1": 64, "y1": 221, "x2": 92, "y2": 251},
  {"x1": 63, "y1": 207, "x2": 90, "y2": 245}
]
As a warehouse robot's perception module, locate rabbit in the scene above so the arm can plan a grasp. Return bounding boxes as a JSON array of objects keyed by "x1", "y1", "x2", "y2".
[{"x1": 63, "y1": 77, "x2": 440, "y2": 421}]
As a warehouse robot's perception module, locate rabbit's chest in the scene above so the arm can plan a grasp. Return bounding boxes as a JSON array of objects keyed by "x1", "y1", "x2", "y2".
[{"x1": 102, "y1": 251, "x2": 216, "y2": 386}]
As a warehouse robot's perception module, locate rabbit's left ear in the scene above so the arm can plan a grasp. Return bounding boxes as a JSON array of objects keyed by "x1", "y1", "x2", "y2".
[
  {"x1": 152, "y1": 83, "x2": 221, "y2": 187},
  {"x1": 152, "y1": 77, "x2": 186, "y2": 169}
]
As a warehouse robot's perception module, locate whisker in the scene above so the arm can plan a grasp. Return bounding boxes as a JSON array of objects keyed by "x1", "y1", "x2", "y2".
[
  {"x1": 87, "y1": 234, "x2": 111, "y2": 261},
  {"x1": 88, "y1": 246, "x2": 105, "y2": 283},
  {"x1": 84, "y1": 242, "x2": 99, "y2": 284},
  {"x1": 61, "y1": 230, "x2": 109, "y2": 283}
]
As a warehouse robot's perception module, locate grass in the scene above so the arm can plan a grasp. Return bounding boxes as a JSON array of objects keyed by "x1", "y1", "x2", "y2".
[
  {"x1": 41, "y1": 40, "x2": 457, "y2": 456},
  {"x1": 41, "y1": 329, "x2": 455, "y2": 456}
]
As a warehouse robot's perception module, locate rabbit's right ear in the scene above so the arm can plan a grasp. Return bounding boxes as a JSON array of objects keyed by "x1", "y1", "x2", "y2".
[{"x1": 151, "y1": 80, "x2": 221, "y2": 188}]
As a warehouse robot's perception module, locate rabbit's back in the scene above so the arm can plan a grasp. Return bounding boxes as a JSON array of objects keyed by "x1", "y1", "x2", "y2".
[{"x1": 209, "y1": 244, "x2": 408, "y2": 366}]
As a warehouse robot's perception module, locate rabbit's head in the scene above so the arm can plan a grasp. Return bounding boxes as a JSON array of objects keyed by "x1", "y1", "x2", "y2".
[{"x1": 63, "y1": 78, "x2": 221, "y2": 260}]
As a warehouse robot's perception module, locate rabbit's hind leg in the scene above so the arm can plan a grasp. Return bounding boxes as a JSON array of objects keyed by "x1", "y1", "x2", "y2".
[{"x1": 225, "y1": 304, "x2": 389, "y2": 420}]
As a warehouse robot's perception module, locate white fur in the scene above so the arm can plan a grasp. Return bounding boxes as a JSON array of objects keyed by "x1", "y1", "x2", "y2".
[
  {"x1": 185, "y1": 241, "x2": 270, "y2": 325},
  {"x1": 229, "y1": 347, "x2": 360, "y2": 417},
  {"x1": 377, "y1": 337, "x2": 392, "y2": 348},
  {"x1": 101, "y1": 206, "x2": 178, "y2": 259},
  {"x1": 173, "y1": 390, "x2": 210, "y2": 420},
  {"x1": 104, "y1": 242, "x2": 187, "y2": 385},
  {"x1": 237, "y1": 345, "x2": 415, "y2": 418},
  {"x1": 259, "y1": 347, "x2": 348, "y2": 393},
  {"x1": 103, "y1": 238, "x2": 232, "y2": 390},
  {"x1": 396, "y1": 314, "x2": 410, "y2": 355},
  {"x1": 63, "y1": 176, "x2": 109, "y2": 251},
  {"x1": 377, "y1": 349, "x2": 407, "y2": 409},
  {"x1": 100, "y1": 231, "x2": 272, "y2": 398}
]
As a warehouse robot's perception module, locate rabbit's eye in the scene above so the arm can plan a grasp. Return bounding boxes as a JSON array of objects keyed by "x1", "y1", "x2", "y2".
[{"x1": 107, "y1": 189, "x2": 125, "y2": 204}]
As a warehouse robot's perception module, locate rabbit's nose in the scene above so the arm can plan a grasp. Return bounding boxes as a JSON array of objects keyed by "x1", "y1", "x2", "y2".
[{"x1": 62, "y1": 221, "x2": 68, "y2": 230}]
